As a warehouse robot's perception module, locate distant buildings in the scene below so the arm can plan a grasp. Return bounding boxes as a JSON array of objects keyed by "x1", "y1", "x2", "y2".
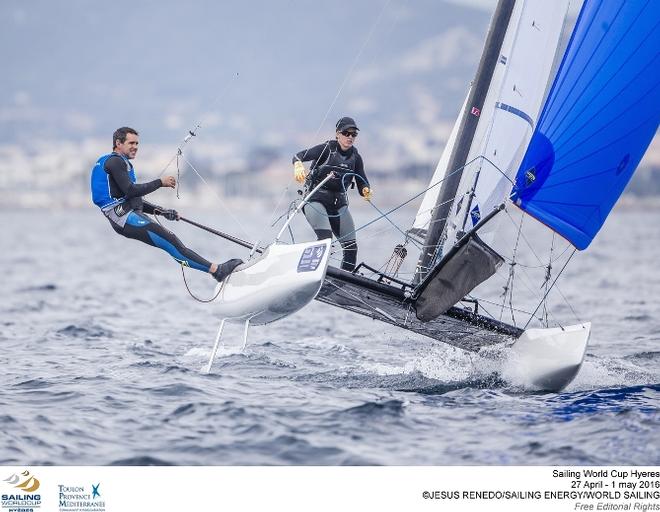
[{"x1": 1, "y1": 132, "x2": 658, "y2": 209}]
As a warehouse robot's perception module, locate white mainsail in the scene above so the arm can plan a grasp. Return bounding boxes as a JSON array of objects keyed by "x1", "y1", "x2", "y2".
[
  {"x1": 412, "y1": 0, "x2": 570, "y2": 265},
  {"x1": 444, "y1": 0, "x2": 570, "y2": 252}
]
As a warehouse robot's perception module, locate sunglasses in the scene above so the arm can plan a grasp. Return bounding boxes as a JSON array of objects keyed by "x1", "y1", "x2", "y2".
[{"x1": 340, "y1": 130, "x2": 358, "y2": 138}]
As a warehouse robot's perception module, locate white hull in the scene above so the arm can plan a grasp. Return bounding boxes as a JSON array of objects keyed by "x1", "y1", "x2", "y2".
[
  {"x1": 505, "y1": 322, "x2": 591, "y2": 391},
  {"x1": 212, "y1": 239, "x2": 332, "y2": 325},
  {"x1": 204, "y1": 239, "x2": 331, "y2": 373}
]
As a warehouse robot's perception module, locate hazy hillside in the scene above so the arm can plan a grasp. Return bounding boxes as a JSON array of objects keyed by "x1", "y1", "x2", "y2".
[
  {"x1": 0, "y1": 0, "x2": 489, "y2": 153},
  {"x1": 1, "y1": 0, "x2": 658, "y2": 206}
]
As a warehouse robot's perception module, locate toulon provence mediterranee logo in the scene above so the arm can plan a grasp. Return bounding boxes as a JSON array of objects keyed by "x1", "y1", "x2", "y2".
[
  {"x1": 2, "y1": 469, "x2": 42, "y2": 510},
  {"x1": 58, "y1": 482, "x2": 105, "y2": 512}
]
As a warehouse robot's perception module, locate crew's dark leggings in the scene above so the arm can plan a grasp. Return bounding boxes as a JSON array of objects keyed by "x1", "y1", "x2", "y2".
[
  {"x1": 111, "y1": 211, "x2": 212, "y2": 272},
  {"x1": 304, "y1": 202, "x2": 358, "y2": 272}
]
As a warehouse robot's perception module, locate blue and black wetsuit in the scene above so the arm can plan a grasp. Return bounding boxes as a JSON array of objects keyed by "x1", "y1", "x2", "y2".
[
  {"x1": 90, "y1": 153, "x2": 212, "y2": 272},
  {"x1": 293, "y1": 141, "x2": 369, "y2": 271}
]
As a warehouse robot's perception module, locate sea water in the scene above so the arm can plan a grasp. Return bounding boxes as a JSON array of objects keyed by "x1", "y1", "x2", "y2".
[{"x1": 0, "y1": 206, "x2": 658, "y2": 465}]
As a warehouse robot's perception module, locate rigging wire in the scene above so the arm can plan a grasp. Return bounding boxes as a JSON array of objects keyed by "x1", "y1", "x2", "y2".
[
  {"x1": 180, "y1": 265, "x2": 226, "y2": 303},
  {"x1": 330, "y1": 163, "x2": 470, "y2": 247},
  {"x1": 499, "y1": 211, "x2": 524, "y2": 325},
  {"x1": 503, "y1": 208, "x2": 558, "y2": 267},
  {"x1": 298, "y1": 0, "x2": 393, "y2": 162},
  {"x1": 341, "y1": 172, "x2": 422, "y2": 249},
  {"x1": 177, "y1": 152, "x2": 252, "y2": 241},
  {"x1": 502, "y1": 208, "x2": 583, "y2": 325},
  {"x1": 487, "y1": 213, "x2": 558, "y2": 326},
  {"x1": 158, "y1": 73, "x2": 240, "y2": 177},
  {"x1": 547, "y1": 273, "x2": 582, "y2": 325},
  {"x1": 487, "y1": 249, "x2": 566, "y2": 328},
  {"x1": 151, "y1": 214, "x2": 227, "y2": 302},
  {"x1": 523, "y1": 248, "x2": 577, "y2": 330},
  {"x1": 468, "y1": 295, "x2": 539, "y2": 319},
  {"x1": 541, "y1": 232, "x2": 557, "y2": 327}
]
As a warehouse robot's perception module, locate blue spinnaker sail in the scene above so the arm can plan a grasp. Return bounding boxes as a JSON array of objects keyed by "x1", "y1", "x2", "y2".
[{"x1": 511, "y1": 0, "x2": 660, "y2": 250}]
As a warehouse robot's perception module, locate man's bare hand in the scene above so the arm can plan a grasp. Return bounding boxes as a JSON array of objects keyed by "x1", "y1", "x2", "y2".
[{"x1": 161, "y1": 176, "x2": 176, "y2": 188}]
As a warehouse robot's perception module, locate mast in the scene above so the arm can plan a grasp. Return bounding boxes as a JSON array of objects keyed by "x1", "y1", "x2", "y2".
[{"x1": 415, "y1": 0, "x2": 516, "y2": 283}]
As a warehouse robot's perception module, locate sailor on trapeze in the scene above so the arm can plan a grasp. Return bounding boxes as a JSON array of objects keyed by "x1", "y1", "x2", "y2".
[{"x1": 91, "y1": 126, "x2": 242, "y2": 282}]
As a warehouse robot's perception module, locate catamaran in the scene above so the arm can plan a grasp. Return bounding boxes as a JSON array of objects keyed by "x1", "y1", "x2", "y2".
[{"x1": 190, "y1": 0, "x2": 658, "y2": 390}]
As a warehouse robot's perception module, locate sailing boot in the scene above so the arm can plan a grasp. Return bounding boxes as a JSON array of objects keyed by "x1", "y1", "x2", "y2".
[{"x1": 212, "y1": 258, "x2": 243, "y2": 282}]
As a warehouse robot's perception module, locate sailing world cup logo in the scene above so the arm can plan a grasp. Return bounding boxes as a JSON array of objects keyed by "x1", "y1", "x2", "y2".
[
  {"x1": 2, "y1": 469, "x2": 42, "y2": 511},
  {"x1": 4, "y1": 470, "x2": 40, "y2": 493}
]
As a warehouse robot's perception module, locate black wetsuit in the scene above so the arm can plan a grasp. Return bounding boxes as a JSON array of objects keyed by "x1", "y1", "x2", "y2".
[
  {"x1": 102, "y1": 155, "x2": 213, "y2": 272},
  {"x1": 293, "y1": 141, "x2": 370, "y2": 271}
]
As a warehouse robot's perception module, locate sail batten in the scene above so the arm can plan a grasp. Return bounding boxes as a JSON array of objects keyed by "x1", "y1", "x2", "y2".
[
  {"x1": 552, "y1": 76, "x2": 660, "y2": 158},
  {"x1": 494, "y1": 102, "x2": 534, "y2": 127},
  {"x1": 553, "y1": 114, "x2": 660, "y2": 174},
  {"x1": 545, "y1": 17, "x2": 659, "y2": 141},
  {"x1": 549, "y1": 45, "x2": 659, "y2": 145},
  {"x1": 541, "y1": 2, "x2": 618, "y2": 131}
]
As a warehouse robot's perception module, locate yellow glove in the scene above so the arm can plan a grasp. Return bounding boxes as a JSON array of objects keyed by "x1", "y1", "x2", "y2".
[
  {"x1": 362, "y1": 186, "x2": 372, "y2": 201},
  {"x1": 294, "y1": 161, "x2": 306, "y2": 183}
]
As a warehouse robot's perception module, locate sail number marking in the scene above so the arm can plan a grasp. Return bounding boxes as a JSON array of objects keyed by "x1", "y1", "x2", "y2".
[{"x1": 297, "y1": 244, "x2": 327, "y2": 272}]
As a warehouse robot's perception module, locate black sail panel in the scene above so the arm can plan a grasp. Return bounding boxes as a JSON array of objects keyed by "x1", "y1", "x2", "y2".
[{"x1": 413, "y1": 234, "x2": 504, "y2": 322}]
